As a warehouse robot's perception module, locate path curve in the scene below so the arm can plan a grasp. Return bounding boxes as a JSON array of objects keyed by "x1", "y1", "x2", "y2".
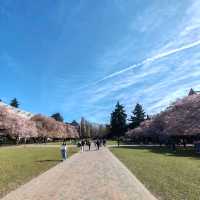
[{"x1": 1, "y1": 147, "x2": 157, "y2": 200}]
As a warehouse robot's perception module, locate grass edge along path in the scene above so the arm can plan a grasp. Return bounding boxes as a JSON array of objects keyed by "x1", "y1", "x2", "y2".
[
  {"x1": 0, "y1": 146, "x2": 78, "y2": 198},
  {"x1": 110, "y1": 146, "x2": 200, "y2": 200}
]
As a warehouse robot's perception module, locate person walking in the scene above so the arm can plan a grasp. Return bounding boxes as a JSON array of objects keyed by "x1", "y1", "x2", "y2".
[
  {"x1": 60, "y1": 141, "x2": 67, "y2": 161},
  {"x1": 96, "y1": 139, "x2": 100, "y2": 150},
  {"x1": 81, "y1": 140, "x2": 85, "y2": 152},
  {"x1": 103, "y1": 139, "x2": 106, "y2": 146},
  {"x1": 94, "y1": 139, "x2": 97, "y2": 148},
  {"x1": 87, "y1": 140, "x2": 91, "y2": 151}
]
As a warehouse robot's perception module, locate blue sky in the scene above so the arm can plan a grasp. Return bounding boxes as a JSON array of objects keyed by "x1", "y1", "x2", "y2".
[{"x1": 0, "y1": 0, "x2": 200, "y2": 123}]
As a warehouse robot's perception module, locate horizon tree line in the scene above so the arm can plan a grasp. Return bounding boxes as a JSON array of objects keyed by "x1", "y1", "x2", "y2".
[{"x1": 80, "y1": 117, "x2": 109, "y2": 139}]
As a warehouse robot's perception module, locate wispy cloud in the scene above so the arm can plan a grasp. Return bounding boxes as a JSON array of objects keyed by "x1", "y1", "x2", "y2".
[
  {"x1": 53, "y1": 0, "x2": 200, "y2": 122},
  {"x1": 81, "y1": 0, "x2": 200, "y2": 121},
  {"x1": 96, "y1": 39, "x2": 200, "y2": 83}
]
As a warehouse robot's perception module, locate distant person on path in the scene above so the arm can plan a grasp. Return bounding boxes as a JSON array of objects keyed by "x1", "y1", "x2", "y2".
[
  {"x1": 60, "y1": 141, "x2": 67, "y2": 161},
  {"x1": 94, "y1": 139, "x2": 97, "y2": 148},
  {"x1": 81, "y1": 140, "x2": 85, "y2": 152},
  {"x1": 103, "y1": 139, "x2": 106, "y2": 146},
  {"x1": 87, "y1": 140, "x2": 91, "y2": 151},
  {"x1": 96, "y1": 139, "x2": 100, "y2": 150}
]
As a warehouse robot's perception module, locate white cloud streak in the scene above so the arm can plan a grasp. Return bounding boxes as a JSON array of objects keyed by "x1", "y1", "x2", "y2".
[
  {"x1": 61, "y1": 0, "x2": 200, "y2": 122},
  {"x1": 96, "y1": 39, "x2": 200, "y2": 83}
]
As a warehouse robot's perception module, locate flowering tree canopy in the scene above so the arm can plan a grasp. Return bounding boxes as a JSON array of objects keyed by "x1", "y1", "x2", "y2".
[
  {"x1": 31, "y1": 114, "x2": 79, "y2": 139},
  {"x1": 127, "y1": 93, "x2": 200, "y2": 139},
  {"x1": 0, "y1": 104, "x2": 79, "y2": 140},
  {"x1": 0, "y1": 105, "x2": 37, "y2": 139}
]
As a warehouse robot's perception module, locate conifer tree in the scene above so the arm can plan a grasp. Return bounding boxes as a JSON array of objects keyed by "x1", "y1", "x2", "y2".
[
  {"x1": 129, "y1": 103, "x2": 145, "y2": 129},
  {"x1": 10, "y1": 98, "x2": 19, "y2": 108},
  {"x1": 51, "y1": 112, "x2": 64, "y2": 122},
  {"x1": 110, "y1": 101, "x2": 127, "y2": 146}
]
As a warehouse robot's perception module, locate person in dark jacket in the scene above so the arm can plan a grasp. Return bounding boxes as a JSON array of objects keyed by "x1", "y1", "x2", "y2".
[
  {"x1": 103, "y1": 139, "x2": 106, "y2": 146},
  {"x1": 96, "y1": 139, "x2": 100, "y2": 150},
  {"x1": 87, "y1": 140, "x2": 91, "y2": 151}
]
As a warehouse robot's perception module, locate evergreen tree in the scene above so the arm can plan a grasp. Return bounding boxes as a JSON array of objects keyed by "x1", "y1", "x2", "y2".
[
  {"x1": 129, "y1": 103, "x2": 145, "y2": 129},
  {"x1": 10, "y1": 98, "x2": 19, "y2": 108},
  {"x1": 51, "y1": 112, "x2": 64, "y2": 122},
  {"x1": 188, "y1": 88, "x2": 197, "y2": 96},
  {"x1": 110, "y1": 101, "x2": 127, "y2": 146},
  {"x1": 71, "y1": 120, "x2": 79, "y2": 127}
]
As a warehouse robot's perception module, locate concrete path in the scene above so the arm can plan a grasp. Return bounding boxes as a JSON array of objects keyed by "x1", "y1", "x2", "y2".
[{"x1": 1, "y1": 147, "x2": 157, "y2": 200}]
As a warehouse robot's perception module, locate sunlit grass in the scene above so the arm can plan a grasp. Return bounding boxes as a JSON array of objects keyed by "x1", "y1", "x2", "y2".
[
  {"x1": 106, "y1": 140, "x2": 118, "y2": 145},
  {"x1": 111, "y1": 146, "x2": 200, "y2": 200},
  {"x1": 0, "y1": 146, "x2": 77, "y2": 198}
]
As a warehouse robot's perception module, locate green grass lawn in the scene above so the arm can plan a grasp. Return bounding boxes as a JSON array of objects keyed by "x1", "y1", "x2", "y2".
[
  {"x1": 47, "y1": 139, "x2": 118, "y2": 146},
  {"x1": 46, "y1": 139, "x2": 120, "y2": 146},
  {"x1": 0, "y1": 146, "x2": 77, "y2": 198},
  {"x1": 111, "y1": 146, "x2": 200, "y2": 200},
  {"x1": 106, "y1": 140, "x2": 118, "y2": 145},
  {"x1": 46, "y1": 141, "x2": 70, "y2": 145},
  {"x1": 46, "y1": 140, "x2": 78, "y2": 145}
]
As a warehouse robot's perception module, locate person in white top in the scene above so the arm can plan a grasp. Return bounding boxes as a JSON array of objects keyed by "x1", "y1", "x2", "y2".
[{"x1": 60, "y1": 141, "x2": 67, "y2": 160}]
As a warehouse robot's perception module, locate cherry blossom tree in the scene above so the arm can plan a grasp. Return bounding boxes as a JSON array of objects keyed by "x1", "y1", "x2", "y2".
[
  {"x1": 127, "y1": 93, "x2": 200, "y2": 144},
  {"x1": 0, "y1": 105, "x2": 79, "y2": 144}
]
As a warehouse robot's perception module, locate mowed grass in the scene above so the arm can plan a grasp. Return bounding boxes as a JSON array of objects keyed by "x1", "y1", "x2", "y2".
[
  {"x1": 111, "y1": 147, "x2": 200, "y2": 200},
  {"x1": 107, "y1": 140, "x2": 118, "y2": 145},
  {"x1": 0, "y1": 146, "x2": 77, "y2": 198},
  {"x1": 46, "y1": 140, "x2": 78, "y2": 145},
  {"x1": 47, "y1": 140, "x2": 118, "y2": 146}
]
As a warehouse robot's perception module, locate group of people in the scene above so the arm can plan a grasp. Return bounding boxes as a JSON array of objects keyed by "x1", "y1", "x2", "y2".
[
  {"x1": 79, "y1": 139, "x2": 106, "y2": 152},
  {"x1": 60, "y1": 139, "x2": 107, "y2": 161},
  {"x1": 80, "y1": 140, "x2": 90, "y2": 152}
]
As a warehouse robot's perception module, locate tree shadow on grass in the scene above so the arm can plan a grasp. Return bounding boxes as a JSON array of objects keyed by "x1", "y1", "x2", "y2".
[
  {"x1": 112, "y1": 146, "x2": 200, "y2": 160},
  {"x1": 36, "y1": 159, "x2": 62, "y2": 163}
]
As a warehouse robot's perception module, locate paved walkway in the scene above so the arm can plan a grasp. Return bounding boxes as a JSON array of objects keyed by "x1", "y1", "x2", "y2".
[{"x1": 1, "y1": 147, "x2": 157, "y2": 200}]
